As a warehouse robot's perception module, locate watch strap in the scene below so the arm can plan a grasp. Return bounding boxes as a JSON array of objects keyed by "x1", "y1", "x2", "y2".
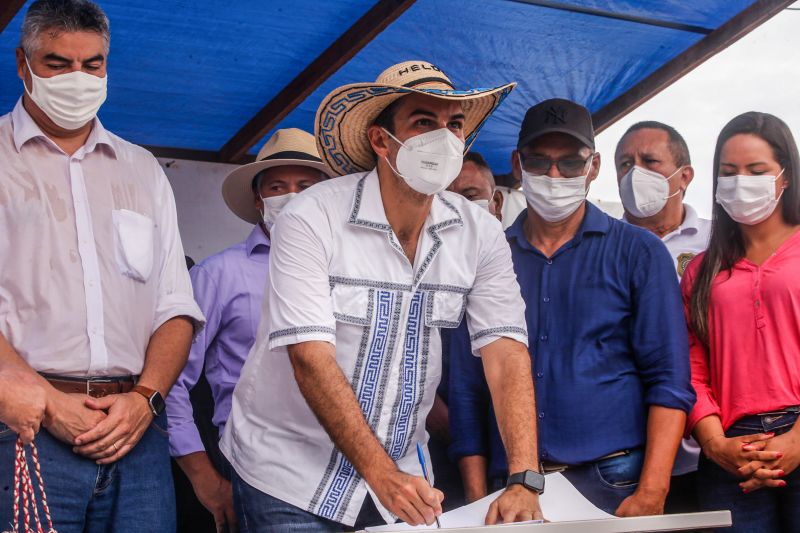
[{"x1": 132, "y1": 385, "x2": 156, "y2": 401}]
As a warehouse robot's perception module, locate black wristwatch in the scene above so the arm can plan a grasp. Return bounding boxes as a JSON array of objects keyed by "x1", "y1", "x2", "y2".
[
  {"x1": 133, "y1": 385, "x2": 166, "y2": 416},
  {"x1": 507, "y1": 469, "x2": 545, "y2": 494}
]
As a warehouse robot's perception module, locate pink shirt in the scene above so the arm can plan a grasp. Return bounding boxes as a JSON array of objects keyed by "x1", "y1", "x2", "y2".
[{"x1": 682, "y1": 229, "x2": 800, "y2": 433}]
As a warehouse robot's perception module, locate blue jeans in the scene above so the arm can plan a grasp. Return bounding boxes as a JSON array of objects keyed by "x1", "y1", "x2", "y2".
[
  {"x1": 697, "y1": 411, "x2": 800, "y2": 533},
  {"x1": 0, "y1": 416, "x2": 175, "y2": 533},
  {"x1": 560, "y1": 448, "x2": 644, "y2": 515},
  {"x1": 232, "y1": 469, "x2": 386, "y2": 532}
]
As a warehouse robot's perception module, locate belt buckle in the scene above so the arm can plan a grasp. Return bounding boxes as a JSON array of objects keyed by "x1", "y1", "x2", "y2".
[{"x1": 86, "y1": 377, "x2": 113, "y2": 397}]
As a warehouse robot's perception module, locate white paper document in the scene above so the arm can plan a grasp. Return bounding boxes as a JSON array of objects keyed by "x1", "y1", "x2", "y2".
[{"x1": 365, "y1": 473, "x2": 614, "y2": 531}]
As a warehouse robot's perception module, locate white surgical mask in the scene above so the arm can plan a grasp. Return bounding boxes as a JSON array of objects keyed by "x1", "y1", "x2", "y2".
[
  {"x1": 715, "y1": 170, "x2": 785, "y2": 225},
  {"x1": 24, "y1": 58, "x2": 107, "y2": 131},
  {"x1": 519, "y1": 154, "x2": 590, "y2": 222},
  {"x1": 261, "y1": 192, "x2": 297, "y2": 232},
  {"x1": 383, "y1": 128, "x2": 465, "y2": 195},
  {"x1": 619, "y1": 165, "x2": 683, "y2": 219},
  {"x1": 472, "y1": 198, "x2": 491, "y2": 211}
]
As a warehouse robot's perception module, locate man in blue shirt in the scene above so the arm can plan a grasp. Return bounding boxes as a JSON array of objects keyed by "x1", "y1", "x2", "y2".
[{"x1": 448, "y1": 99, "x2": 695, "y2": 515}]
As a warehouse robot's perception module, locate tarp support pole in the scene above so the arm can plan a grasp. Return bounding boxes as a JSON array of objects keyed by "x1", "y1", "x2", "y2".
[{"x1": 1, "y1": 0, "x2": 27, "y2": 35}]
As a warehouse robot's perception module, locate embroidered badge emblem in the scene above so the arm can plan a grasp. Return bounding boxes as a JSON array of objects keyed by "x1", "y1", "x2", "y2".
[{"x1": 677, "y1": 252, "x2": 696, "y2": 277}]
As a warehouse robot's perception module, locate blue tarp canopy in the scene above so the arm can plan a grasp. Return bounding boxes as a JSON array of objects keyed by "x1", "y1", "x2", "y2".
[{"x1": 0, "y1": 0, "x2": 789, "y2": 173}]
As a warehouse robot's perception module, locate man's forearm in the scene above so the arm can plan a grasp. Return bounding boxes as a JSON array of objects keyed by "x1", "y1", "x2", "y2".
[
  {"x1": 638, "y1": 406, "x2": 685, "y2": 495},
  {"x1": 481, "y1": 338, "x2": 539, "y2": 473},
  {"x1": 289, "y1": 341, "x2": 396, "y2": 481},
  {"x1": 459, "y1": 455, "x2": 489, "y2": 502},
  {"x1": 138, "y1": 316, "x2": 194, "y2": 396}
]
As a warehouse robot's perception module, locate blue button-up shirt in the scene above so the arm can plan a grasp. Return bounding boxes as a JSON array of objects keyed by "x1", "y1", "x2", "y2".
[
  {"x1": 166, "y1": 226, "x2": 270, "y2": 457},
  {"x1": 448, "y1": 203, "x2": 695, "y2": 470}
]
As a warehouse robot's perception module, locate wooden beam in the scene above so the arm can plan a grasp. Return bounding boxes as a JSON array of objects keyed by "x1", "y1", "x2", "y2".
[
  {"x1": 0, "y1": 0, "x2": 26, "y2": 35},
  {"x1": 593, "y1": 0, "x2": 795, "y2": 133},
  {"x1": 144, "y1": 145, "x2": 254, "y2": 164},
  {"x1": 508, "y1": 0, "x2": 713, "y2": 34},
  {"x1": 219, "y1": 0, "x2": 416, "y2": 163}
]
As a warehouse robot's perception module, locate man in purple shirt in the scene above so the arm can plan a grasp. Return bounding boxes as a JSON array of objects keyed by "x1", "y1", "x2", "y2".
[{"x1": 166, "y1": 129, "x2": 331, "y2": 532}]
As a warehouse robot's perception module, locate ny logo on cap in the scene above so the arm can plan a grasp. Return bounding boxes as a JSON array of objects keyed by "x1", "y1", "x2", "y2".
[{"x1": 545, "y1": 106, "x2": 567, "y2": 125}]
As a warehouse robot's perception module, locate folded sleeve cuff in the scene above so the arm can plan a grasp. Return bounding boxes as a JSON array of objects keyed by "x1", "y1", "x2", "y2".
[
  {"x1": 686, "y1": 396, "x2": 722, "y2": 437},
  {"x1": 168, "y1": 421, "x2": 206, "y2": 458},
  {"x1": 154, "y1": 293, "x2": 206, "y2": 337},
  {"x1": 644, "y1": 386, "x2": 697, "y2": 414},
  {"x1": 469, "y1": 326, "x2": 528, "y2": 357},
  {"x1": 267, "y1": 326, "x2": 336, "y2": 350}
]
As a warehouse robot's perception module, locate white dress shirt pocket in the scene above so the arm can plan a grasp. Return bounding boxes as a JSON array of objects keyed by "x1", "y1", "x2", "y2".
[
  {"x1": 425, "y1": 291, "x2": 466, "y2": 328},
  {"x1": 331, "y1": 284, "x2": 372, "y2": 326},
  {"x1": 112, "y1": 209, "x2": 155, "y2": 283}
]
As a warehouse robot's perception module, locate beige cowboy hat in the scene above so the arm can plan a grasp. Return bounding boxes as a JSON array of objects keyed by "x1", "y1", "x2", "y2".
[
  {"x1": 222, "y1": 128, "x2": 332, "y2": 224},
  {"x1": 314, "y1": 60, "x2": 516, "y2": 177}
]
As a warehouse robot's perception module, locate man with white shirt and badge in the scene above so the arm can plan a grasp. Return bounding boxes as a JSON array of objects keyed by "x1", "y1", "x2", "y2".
[
  {"x1": 615, "y1": 121, "x2": 711, "y2": 513},
  {"x1": 0, "y1": 1, "x2": 204, "y2": 531},
  {"x1": 221, "y1": 60, "x2": 544, "y2": 531}
]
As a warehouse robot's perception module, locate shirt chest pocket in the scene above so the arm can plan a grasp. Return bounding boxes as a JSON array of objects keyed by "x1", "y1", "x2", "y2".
[
  {"x1": 331, "y1": 285, "x2": 373, "y2": 326},
  {"x1": 112, "y1": 209, "x2": 155, "y2": 283},
  {"x1": 424, "y1": 291, "x2": 466, "y2": 328}
]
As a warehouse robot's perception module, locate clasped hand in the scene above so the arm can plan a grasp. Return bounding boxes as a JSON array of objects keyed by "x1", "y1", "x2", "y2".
[
  {"x1": 45, "y1": 390, "x2": 153, "y2": 464},
  {"x1": 705, "y1": 430, "x2": 800, "y2": 492}
]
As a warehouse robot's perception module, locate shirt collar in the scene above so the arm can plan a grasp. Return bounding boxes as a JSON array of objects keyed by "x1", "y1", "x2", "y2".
[
  {"x1": 347, "y1": 169, "x2": 464, "y2": 234},
  {"x1": 246, "y1": 224, "x2": 271, "y2": 257},
  {"x1": 11, "y1": 97, "x2": 117, "y2": 158},
  {"x1": 678, "y1": 204, "x2": 700, "y2": 235},
  {"x1": 507, "y1": 201, "x2": 609, "y2": 250}
]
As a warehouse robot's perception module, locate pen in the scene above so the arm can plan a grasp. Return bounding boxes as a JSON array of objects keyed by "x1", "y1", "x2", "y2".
[{"x1": 416, "y1": 443, "x2": 442, "y2": 529}]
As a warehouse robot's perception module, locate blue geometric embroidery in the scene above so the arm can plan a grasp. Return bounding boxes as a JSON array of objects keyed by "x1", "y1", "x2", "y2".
[
  {"x1": 317, "y1": 290, "x2": 395, "y2": 519},
  {"x1": 388, "y1": 291, "x2": 424, "y2": 459}
]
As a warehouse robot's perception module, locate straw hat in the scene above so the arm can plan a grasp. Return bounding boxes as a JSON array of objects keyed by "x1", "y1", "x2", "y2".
[
  {"x1": 315, "y1": 60, "x2": 516, "y2": 177},
  {"x1": 222, "y1": 128, "x2": 332, "y2": 224}
]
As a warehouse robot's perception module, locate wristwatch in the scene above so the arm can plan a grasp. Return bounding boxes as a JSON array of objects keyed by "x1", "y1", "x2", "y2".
[
  {"x1": 132, "y1": 385, "x2": 166, "y2": 417},
  {"x1": 507, "y1": 469, "x2": 545, "y2": 495}
]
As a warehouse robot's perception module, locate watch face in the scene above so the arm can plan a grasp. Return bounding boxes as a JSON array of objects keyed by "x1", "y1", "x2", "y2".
[
  {"x1": 150, "y1": 392, "x2": 166, "y2": 415},
  {"x1": 524, "y1": 470, "x2": 545, "y2": 492}
]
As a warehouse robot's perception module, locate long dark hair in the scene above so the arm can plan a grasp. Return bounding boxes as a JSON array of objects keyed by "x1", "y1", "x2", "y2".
[{"x1": 690, "y1": 112, "x2": 800, "y2": 346}]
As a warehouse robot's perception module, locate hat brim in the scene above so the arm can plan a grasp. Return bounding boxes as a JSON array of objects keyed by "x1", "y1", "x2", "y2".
[
  {"x1": 222, "y1": 158, "x2": 332, "y2": 224},
  {"x1": 315, "y1": 82, "x2": 516, "y2": 177}
]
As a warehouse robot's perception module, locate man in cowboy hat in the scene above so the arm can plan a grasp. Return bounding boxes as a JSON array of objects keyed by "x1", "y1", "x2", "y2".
[
  {"x1": 166, "y1": 128, "x2": 330, "y2": 532},
  {"x1": 221, "y1": 61, "x2": 544, "y2": 530}
]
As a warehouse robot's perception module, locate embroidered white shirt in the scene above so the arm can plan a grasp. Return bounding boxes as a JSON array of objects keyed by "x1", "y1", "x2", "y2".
[
  {"x1": 221, "y1": 169, "x2": 528, "y2": 526},
  {"x1": 0, "y1": 99, "x2": 204, "y2": 376}
]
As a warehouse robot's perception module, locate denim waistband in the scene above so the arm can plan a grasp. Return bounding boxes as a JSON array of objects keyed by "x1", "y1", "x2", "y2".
[{"x1": 730, "y1": 407, "x2": 800, "y2": 435}]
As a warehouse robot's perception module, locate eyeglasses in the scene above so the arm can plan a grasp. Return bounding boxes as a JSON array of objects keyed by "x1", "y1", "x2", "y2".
[{"x1": 519, "y1": 153, "x2": 594, "y2": 178}]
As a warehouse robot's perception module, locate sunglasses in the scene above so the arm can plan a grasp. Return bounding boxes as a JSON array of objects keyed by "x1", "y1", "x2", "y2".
[{"x1": 520, "y1": 153, "x2": 594, "y2": 178}]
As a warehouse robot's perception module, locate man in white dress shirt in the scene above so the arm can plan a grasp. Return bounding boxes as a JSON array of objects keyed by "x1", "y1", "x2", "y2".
[
  {"x1": 615, "y1": 120, "x2": 711, "y2": 513},
  {"x1": 0, "y1": 1, "x2": 204, "y2": 531},
  {"x1": 221, "y1": 61, "x2": 544, "y2": 531}
]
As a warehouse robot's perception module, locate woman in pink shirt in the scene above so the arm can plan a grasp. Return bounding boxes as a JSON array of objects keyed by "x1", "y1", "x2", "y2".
[{"x1": 682, "y1": 112, "x2": 800, "y2": 532}]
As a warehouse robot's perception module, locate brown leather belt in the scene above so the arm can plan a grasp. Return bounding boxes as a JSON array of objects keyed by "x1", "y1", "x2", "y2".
[{"x1": 41, "y1": 374, "x2": 137, "y2": 398}]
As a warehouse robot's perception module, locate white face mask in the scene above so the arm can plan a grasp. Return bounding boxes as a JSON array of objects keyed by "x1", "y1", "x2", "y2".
[
  {"x1": 260, "y1": 192, "x2": 297, "y2": 232},
  {"x1": 472, "y1": 198, "x2": 491, "y2": 211},
  {"x1": 383, "y1": 128, "x2": 465, "y2": 196},
  {"x1": 24, "y1": 58, "x2": 107, "y2": 130},
  {"x1": 519, "y1": 154, "x2": 591, "y2": 222},
  {"x1": 619, "y1": 165, "x2": 683, "y2": 219},
  {"x1": 715, "y1": 170, "x2": 785, "y2": 225}
]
